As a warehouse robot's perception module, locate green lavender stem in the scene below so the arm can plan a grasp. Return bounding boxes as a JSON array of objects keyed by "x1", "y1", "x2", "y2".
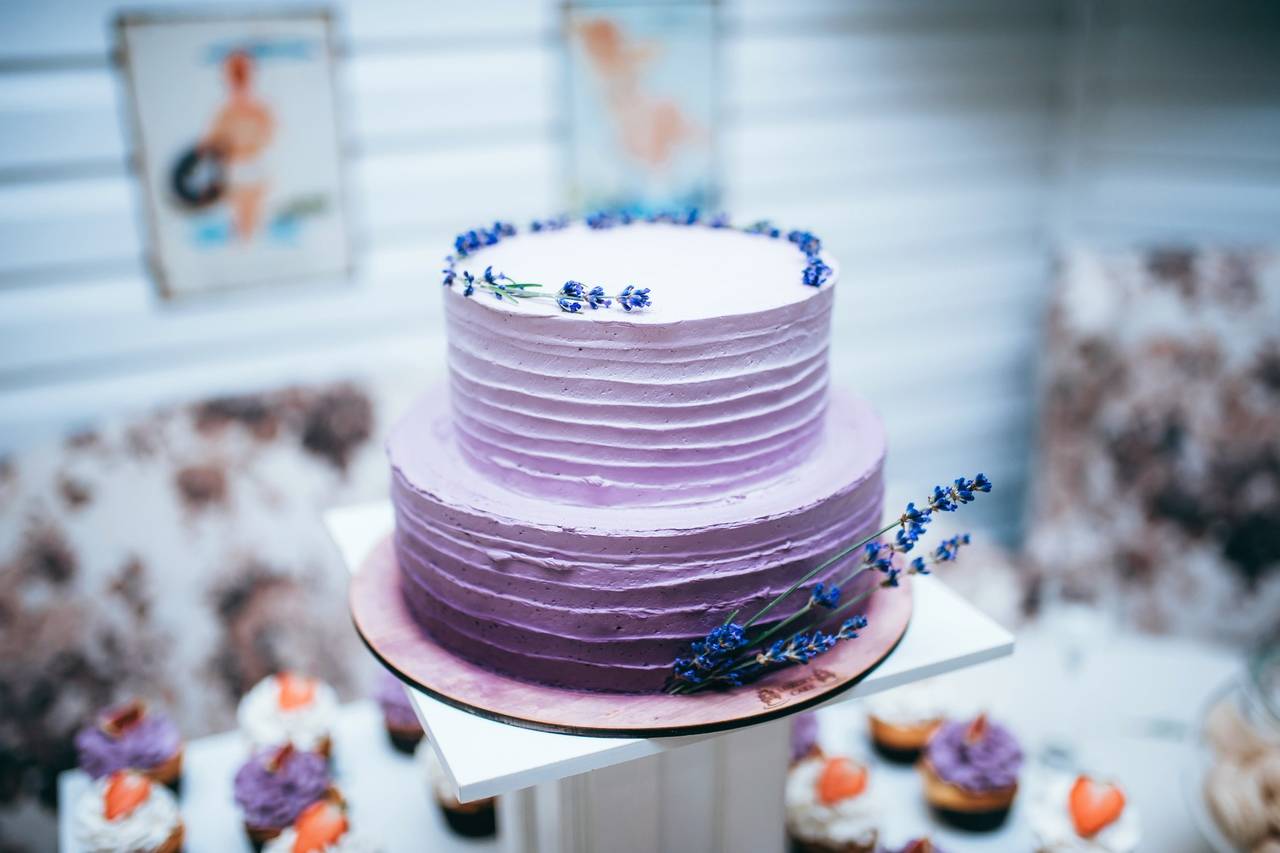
[
  {"x1": 738, "y1": 517, "x2": 901, "y2": 629},
  {"x1": 677, "y1": 583, "x2": 883, "y2": 694}
]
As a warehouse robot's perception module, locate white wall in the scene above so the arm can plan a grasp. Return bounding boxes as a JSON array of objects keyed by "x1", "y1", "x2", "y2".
[
  {"x1": 3, "y1": 0, "x2": 1276, "y2": 542},
  {"x1": 1055, "y1": 0, "x2": 1280, "y2": 246}
]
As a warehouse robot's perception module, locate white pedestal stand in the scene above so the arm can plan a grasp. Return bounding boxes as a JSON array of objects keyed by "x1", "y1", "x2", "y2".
[{"x1": 328, "y1": 503, "x2": 1014, "y2": 853}]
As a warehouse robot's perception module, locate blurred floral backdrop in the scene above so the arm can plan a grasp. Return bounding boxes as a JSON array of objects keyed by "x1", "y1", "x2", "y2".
[
  {"x1": 0, "y1": 372, "x2": 421, "y2": 836},
  {"x1": 1028, "y1": 247, "x2": 1280, "y2": 639}
]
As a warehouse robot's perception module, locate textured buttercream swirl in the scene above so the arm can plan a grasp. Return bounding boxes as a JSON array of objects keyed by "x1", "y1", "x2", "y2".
[
  {"x1": 785, "y1": 756, "x2": 881, "y2": 848},
  {"x1": 389, "y1": 388, "x2": 885, "y2": 693},
  {"x1": 75, "y1": 705, "x2": 181, "y2": 780},
  {"x1": 442, "y1": 222, "x2": 836, "y2": 506},
  {"x1": 234, "y1": 747, "x2": 332, "y2": 831},
  {"x1": 73, "y1": 776, "x2": 181, "y2": 853},
  {"x1": 237, "y1": 676, "x2": 338, "y2": 752},
  {"x1": 926, "y1": 718, "x2": 1024, "y2": 792},
  {"x1": 1027, "y1": 773, "x2": 1141, "y2": 852}
]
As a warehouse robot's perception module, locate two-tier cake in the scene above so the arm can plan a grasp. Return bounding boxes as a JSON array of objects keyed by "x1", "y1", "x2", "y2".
[{"x1": 388, "y1": 217, "x2": 887, "y2": 693}]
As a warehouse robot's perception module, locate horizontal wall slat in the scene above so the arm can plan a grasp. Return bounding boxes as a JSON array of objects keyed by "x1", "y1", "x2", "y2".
[
  {"x1": 0, "y1": 0, "x2": 1065, "y2": 514},
  {"x1": 0, "y1": 0, "x2": 554, "y2": 65}
]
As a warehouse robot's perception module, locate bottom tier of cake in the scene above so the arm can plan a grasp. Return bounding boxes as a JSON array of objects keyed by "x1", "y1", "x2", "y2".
[{"x1": 387, "y1": 388, "x2": 887, "y2": 693}]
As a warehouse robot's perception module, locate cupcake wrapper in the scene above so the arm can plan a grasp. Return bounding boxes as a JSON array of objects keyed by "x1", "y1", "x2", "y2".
[
  {"x1": 155, "y1": 823, "x2": 185, "y2": 853},
  {"x1": 244, "y1": 822, "x2": 280, "y2": 851},
  {"x1": 930, "y1": 804, "x2": 1012, "y2": 832},
  {"x1": 386, "y1": 725, "x2": 423, "y2": 755},
  {"x1": 788, "y1": 835, "x2": 877, "y2": 853},
  {"x1": 438, "y1": 797, "x2": 497, "y2": 838},
  {"x1": 919, "y1": 760, "x2": 1017, "y2": 832}
]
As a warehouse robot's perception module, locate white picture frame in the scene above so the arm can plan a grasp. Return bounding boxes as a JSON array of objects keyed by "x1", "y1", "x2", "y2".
[{"x1": 117, "y1": 7, "x2": 352, "y2": 300}]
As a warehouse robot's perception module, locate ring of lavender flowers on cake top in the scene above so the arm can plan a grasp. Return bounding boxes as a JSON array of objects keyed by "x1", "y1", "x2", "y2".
[
  {"x1": 75, "y1": 701, "x2": 181, "y2": 780},
  {"x1": 439, "y1": 210, "x2": 833, "y2": 313}
]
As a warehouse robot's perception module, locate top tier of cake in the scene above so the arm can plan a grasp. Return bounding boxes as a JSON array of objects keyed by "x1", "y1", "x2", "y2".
[{"x1": 444, "y1": 222, "x2": 837, "y2": 507}]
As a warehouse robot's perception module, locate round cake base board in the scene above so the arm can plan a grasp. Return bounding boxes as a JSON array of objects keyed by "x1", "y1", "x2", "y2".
[{"x1": 349, "y1": 535, "x2": 913, "y2": 738}]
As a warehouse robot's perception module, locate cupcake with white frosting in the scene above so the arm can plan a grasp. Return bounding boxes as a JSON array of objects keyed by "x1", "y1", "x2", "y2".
[
  {"x1": 415, "y1": 739, "x2": 497, "y2": 838},
  {"x1": 238, "y1": 672, "x2": 339, "y2": 757},
  {"x1": 1027, "y1": 772, "x2": 1140, "y2": 852},
  {"x1": 785, "y1": 754, "x2": 881, "y2": 853},
  {"x1": 864, "y1": 681, "x2": 945, "y2": 764},
  {"x1": 74, "y1": 770, "x2": 184, "y2": 853},
  {"x1": 262, "y1": 799, "x2": 378, "y2": 853}
]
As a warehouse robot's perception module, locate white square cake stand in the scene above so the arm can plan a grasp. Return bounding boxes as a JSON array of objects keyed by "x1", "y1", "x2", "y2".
[{"x1": 327, "y1": 503, "x2": 1014, "y2": 853}]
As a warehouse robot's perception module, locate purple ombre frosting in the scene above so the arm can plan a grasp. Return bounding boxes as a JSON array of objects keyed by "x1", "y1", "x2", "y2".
[
  {"x1": 374, "y1": 671, "x2": 422, "y2": 731},
  {"x1": 75, "y1": 704, "x2": 180, "y2": 779},
  {"x1": 234, "y1": 747, "x2": 331, "y2": 830},
  {"x1": 925, "y1": 718, "x2": 1023, "y2": 792},
  {"x1": 443, "y1": 223, "x2": 837, "y2": 508},
  {"x1": 389, "y1": 222, "x2": 886, "y2": 693}
]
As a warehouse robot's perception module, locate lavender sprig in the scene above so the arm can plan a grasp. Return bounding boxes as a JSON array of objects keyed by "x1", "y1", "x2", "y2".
[
  {"x1": 665, "y1": 475, "x2": 991, "y2": 694},
  {"x1": 450, "y1": 271, "x2": 654, "y2": 314}
]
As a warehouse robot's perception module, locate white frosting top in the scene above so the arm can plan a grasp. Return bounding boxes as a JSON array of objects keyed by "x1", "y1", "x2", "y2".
[
  {"x1": 864, "y1": 680, "x2": 946, "y2": 726},
  {"x1": 415, "y1": 739, "x2": 459, "y2": 805},
  {"x1": 237, "y1": 675, "x2": 338, "y2": 752},
  {"x1": 74, "y1": 776, "x2": 181, "y2": 853},
  {"x1": 785, "y1": 756, "x2": 880, "y2": 848},
  {"x1": 450, "y1": 222, "x2": 831, "y2": 322},
  {"x1": 1027, "y1": 774, "x2": 1141, "y2": 853},
  {"x1": 262, "y1": 828, "x2": 379, "y2": 853}
]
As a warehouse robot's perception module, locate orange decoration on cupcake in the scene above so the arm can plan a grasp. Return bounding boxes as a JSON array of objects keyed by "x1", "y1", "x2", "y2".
[
  {"x1": 292, "y1": 800, "x2": 348, "y2": 853},
  {"x1": 1069, "y1": 775, "x2": 1125, "y2": 837},
  {"x1": 277, "y1": 672, "x2": 317, "y2": 711},
  {"x1": 265, "y1": 743, "x2": 296, "y2": 773},
  {"x1": 901, "y1": 841, "x2": 934, "y2": 853},
  {"x1": 817, "y1": 757, "x2": 868, "y2": 805},
  {"x1": 100, "y1": 700, "x2": 146, "y2": 738},
  {"x1": 964, "y1": 713, "x2": 989, "y2": 745},
  {"x1": 104, "y1": 771, "x2": 152, "y2": 821}
]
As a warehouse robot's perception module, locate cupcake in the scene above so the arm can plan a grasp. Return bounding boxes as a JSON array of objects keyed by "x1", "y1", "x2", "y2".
[
  {"x1": 74, "y1": 770, "x2": 184, "y2": 853},
  {"x1": 75, "y1": 700, "x2": 184, "y2": 790},
  {"x1": 864, "y1": 682, "x2": 945, "y2": 764},
  {"x1": 785, "y1": 753, "x2": 881, "y2": 853},
  {"x1": 235, "y1": 743, "x2": 339, "y2": 850},
  {"x1": 238, "y1": 672, "x2": 339, "y2": 757},
  {"x1": 791, "y1": 712, "x2": 822, "y2": 764},
  {"x1": 919, "y1": 714, "x2": 1022, "y2": 831},
  {"x1": 1028, "y1": 773, "x2": 1140, "y2": 852},
  {"x1": 262, "y1": 799, "x2": 378, "y2": 853},
  {"x1": 374, "y1": 671, "x2": 424, "y2": 754},
  {"x1": 416, "y1": 739, "x2": 497, "y2": 838}
]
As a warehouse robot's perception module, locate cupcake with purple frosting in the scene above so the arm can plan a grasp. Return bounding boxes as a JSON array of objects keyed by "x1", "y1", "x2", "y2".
[
  {"x1": 919, "y1": 713, "x2": 1023, "y2": 831},
  {"x1": 75, "y1": 700, "x2": 183, "y2": 791},
  {"x1": 234, "y1": 743, "x2": 339, "y2": 850},
  {"x1": 791, "y1": 712, "x2": 821, "y2": 764},
  {"x1": 374, "y1": 671, "x2": 423, "y2": 754}
]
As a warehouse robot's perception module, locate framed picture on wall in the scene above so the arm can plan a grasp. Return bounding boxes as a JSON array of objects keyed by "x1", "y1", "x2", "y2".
[
  {"x1": 117, "y1": 8, "x2": 351, "y2": 300},
  {"x1": 563, "y1": 0, "x2": 720, "y2": 214}
]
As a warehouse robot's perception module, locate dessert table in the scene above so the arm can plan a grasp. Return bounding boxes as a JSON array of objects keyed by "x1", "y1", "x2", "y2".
[
  {"x1": 57, "y1": 701, "x2": 496, "y2": 853},
  {"x1": 326, "y1": 502, "x2": 1017, "y2": 853},
  {"x1": 812, "y1": 625, "x2": 1237, "y2": 851},
  {"x1": 54, "y1": 570, "x2": 1236, "y2": 852}
]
